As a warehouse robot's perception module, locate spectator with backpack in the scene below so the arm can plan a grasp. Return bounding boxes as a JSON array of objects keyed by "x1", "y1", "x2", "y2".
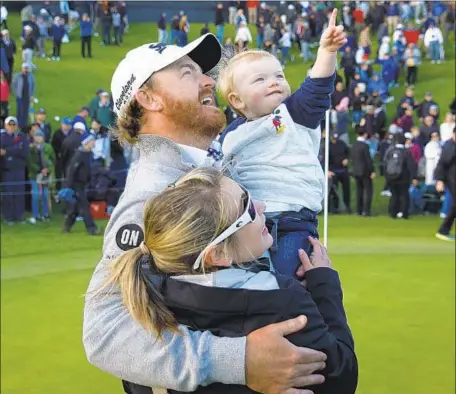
[
  {"x1": 435, "y1": 126, "x2": 456, "y2": 241},
  {"x1": 384, "y1": 133, "x2": 418, "y2": 219}
]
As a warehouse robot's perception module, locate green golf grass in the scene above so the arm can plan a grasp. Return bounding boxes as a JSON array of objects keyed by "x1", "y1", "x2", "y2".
[{"x1": 2, "y1": 13, "x2": 455, "y2": 394}]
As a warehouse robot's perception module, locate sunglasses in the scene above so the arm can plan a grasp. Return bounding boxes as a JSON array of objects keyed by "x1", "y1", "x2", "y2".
[{"x1": 192, "y1": 185, "x2": 257, "y2": 270}]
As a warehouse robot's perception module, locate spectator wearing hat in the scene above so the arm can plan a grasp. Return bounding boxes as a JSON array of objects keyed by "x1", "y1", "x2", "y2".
[
  {"x1": 397, "y1": 105, "x2": 414, "y2": 134},
  {"x1": 50, "y1": 17, "x2": 66, "y2": 61},
  {"x1": 1, "y1": 29, "x2": 16, "y2": 84},
  {"x1": 0, "y1": 70, "x2": 9, "y2": 127},
  {"x1": 61, "y1": 121, "x2": 87, "y2": 176},
  {"x1": 22, "y1": 25, "x2": 37, "y2": 70},
  {"x1": 63, "y1": 133, "x2": 99, "y2": 235},
  {"x1": 396, "y1": 87, "x2": 417, "y2": 118},
  {"x1": 328, "y1": 131, "x2": 351, "y2": 214},
  {"x1": 51, "y1": 116, "x2": 72, "y2": 192},
  {"x1": 80, "y1": 13, "x2": 93, "y2": 58},
  {"x1": 12, "y1": 63, "x2": 35, "y2": 130},
  {"x1": 93, "y1": 91, "x2": 115, "y2": 128},
  {"x1": 27, "y1": 129, "x2": 55, "y2": 223},
  {"x1": 35, "y1": 108, "x2": 52, "y2": 143},
  {"x1": 72, "y1": 106, "x2": 90, "y2": 130},
  {"x1": 0, "y1": 116, "x2": 29, "y2": 224},
  {"x1": 417, "y1": 92, "x2": 438, "y2": 121}
]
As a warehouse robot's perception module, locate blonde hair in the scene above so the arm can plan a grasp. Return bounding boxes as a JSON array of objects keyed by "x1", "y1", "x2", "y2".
[
  {"x1": 100, "y1": 168, "x2": 239, "y2": 336},
  {"x1": 111, "y1": 76, "x2": 154, "y2": 146},
  {"x1": 179, "y1": 16, "x2": 188, "y2": 31},
  {"x1": 217, "y1": 50, "x2": 276, "y2": 111}
]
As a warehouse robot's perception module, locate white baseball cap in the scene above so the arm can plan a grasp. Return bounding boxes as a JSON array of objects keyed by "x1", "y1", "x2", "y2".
[
  {"x1": 110, "y1": 33, "x2": 221, "y2": 115},
  {"x1": 73, "y1": 122, "x2": 86, "y2": 131},
  {"x1": 5, "y1": 116, "x2": 18, "y2": 124}
]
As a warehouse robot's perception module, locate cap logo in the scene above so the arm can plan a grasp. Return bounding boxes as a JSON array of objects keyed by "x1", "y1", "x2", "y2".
[
  {"x1": 149, "y1": 43, "x2": 167, "y2": 54},
  {"x1": 116, "y1": 74, "x2": 136, "y2": 112}
]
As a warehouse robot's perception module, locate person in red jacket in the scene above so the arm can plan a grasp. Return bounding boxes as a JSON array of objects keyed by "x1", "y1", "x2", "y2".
[{"x1": 0, "y1": 70, "x2": 9, "y2": 127}]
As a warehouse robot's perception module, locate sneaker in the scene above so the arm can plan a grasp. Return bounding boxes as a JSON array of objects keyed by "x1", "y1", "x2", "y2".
[
  {"x1": 435, "y1": 233, "x2": 456, "y2": 241},
  {"x1": 381, "y1": 190, "x2": 392, "y2": 197},
  {"x1": 42, "y1": 216, "x2": 51, "y2": 222},
  {"x1": 6, "y1": 221, "x2": 14, "y2": 225},
  {"x1": 431, "y1": 60, "x2": 436, "y2": 64},
  {"x1": 28, "y1": 217, "x2": 37, "y2": 224},
  {"x1": 87, "y1": 227, "x2": 101, "y2": 236},
  {"x1": 440, "y1": 212, "x2": 447, "y2": 219},
  {"x1": 397, "y1": 212, "x2": 403, "y2": 218},
  {"x1": 76, "y1": 216, "x2": 83, "y2": 222}
]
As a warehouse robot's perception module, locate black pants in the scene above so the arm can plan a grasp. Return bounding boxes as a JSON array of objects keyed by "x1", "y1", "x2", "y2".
[
  {"x1": 81, "y1": 36, "x2": 92, "y2": 57},
  {"x1": 64, "y1": 188, "x2": 96, "y2": 232},
  {"x1": 355, "y1": 176, "x2": 373, "y2": 215},
  {"x1": 389, "y1": 182, "x2": 410, "y2": 218},
  {"x1": 438, "y1": 186, "x2": 456, "y2": 235},
  {"x1": 6, "y1": 57, "x2": 13, "y2": 84},
  {"x1": 406, "y1": 66, "x2": 417, "y2": 85},
  {"x1": 54, "y1": 159, "x2": 64, "y2": 191},
  {"x1": 53, "y1": 39, "x2": 62, "y2": 57},
  {"x1": 333, "y1": 171, "x2": 351, "y2": 211},
  {"x1": 344, "y1": 70, "x2": 354, "y2": 89}
]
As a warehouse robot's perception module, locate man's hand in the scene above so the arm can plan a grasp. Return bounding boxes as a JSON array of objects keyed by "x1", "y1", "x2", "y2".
[
  {"x1": 342, "y1": 159, "x2": 349, "y2": 167},
  {"x1": 246, "y1": 316, "x2": 327, "y2": 394},
  {"x1": 328, "y1": 171, "x2": 334, "y2": 179},
  {"x1": 436, "y1": 180, "x2": 445, "y2": 193},
  {"x1": 0, "y1": 149, "x2": 6, "y2": 156},
  {"x1": 320, "y1": 9, "x2": 347, "y2": 53},
  {"x1": 370, "y1": 172, "x2": 376, "y2": 180}
]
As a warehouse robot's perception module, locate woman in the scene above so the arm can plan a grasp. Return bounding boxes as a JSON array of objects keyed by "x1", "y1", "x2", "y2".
[
  {"x1": 424, "y1": 131, "x2": 442, "y2": 185},
  {"x1": 0, "y1": 70, "x2": 9, "y2": 127},
  {"x1": 403, "y1": 43, "x2": 421, "y2": 86},
  {"x1": 440, "y1": 112, "x2": 456, "y2": 142},
  {"x1": 177, "y1": 15, "x2": 189, "y2": 47},
  {"x1": 100, "y1": 168, "x2": 358, "y2": 394}
]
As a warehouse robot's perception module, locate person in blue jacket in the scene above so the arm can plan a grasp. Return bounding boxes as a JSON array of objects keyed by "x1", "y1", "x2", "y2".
[
  {"x1": 367, "y1": 72, "x2": 389, "y2": 102},
  {"x1": 379, "y1": 53, "x2": 399, "y2": 88},
  {"x1": 80, "y1": 13, "x2": 93, "y2": 58},
  {"x1": 0, "y1": 116, "x2": 30, "y2": 224},
  {"x1": 50, "y1": 16, "x2": 66, "y2": 60}
]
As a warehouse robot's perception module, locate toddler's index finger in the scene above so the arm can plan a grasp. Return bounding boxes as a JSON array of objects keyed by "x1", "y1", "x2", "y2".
[{"x1": 329, "y1": 8, "x2": 338, "y2": 27}]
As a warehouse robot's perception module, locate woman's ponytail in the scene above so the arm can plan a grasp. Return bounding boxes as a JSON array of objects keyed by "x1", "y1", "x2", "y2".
[{"x1": 97, "y1": 246, "x2": 179, "y2": 338}]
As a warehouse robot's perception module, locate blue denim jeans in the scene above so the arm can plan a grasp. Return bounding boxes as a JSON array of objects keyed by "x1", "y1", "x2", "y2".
[
  {"x1": 31, "y1": 180, "x2": 49, "y2": 218},
  {"x1": 441, "y1": 187, "x2": 453, "y2": 215},
  {"x1": 265, "y1": 208, "x2": 319, "y2": 278},
  {"x1": 429, "y1": 41, "x2": 441, "y2": 61},
  {"x1": 216, "y1": 25, "x2": 224, "y2": 44}
]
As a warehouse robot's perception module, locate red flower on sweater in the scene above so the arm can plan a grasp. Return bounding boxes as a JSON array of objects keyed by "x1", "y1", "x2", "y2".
[{"x1": 13, "y1": 136, "x2": 21, "y2": 143}]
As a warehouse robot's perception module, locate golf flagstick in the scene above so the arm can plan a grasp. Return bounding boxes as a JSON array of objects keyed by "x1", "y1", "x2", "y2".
[{"x1": 323, "y1": 110, "x2": 330, "y2": 249}]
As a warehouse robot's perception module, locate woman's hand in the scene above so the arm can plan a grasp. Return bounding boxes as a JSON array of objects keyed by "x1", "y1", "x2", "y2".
[{"x1": 297, "y1": 237, "x2": 333, "y2": 278}]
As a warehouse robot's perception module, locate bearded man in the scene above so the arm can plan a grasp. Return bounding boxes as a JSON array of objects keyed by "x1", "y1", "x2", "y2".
[{"x1": 83, "y1": 34, "x2": 327, "y2": 393}]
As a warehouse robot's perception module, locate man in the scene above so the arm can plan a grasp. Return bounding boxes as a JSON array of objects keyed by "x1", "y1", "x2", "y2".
[
  {"x1": 435, "y1": 126, "x2": 456, "y2": 241},
  {"x1": 63, "y1": 133, "x2": 99, "y2": 235},
  {"x1": 351, "y1": 128, "x2": 375, "y2": 216},
  {"x1": 384, "y1": 133, "x2": 417, "y2": 219},
  {"x1": 328, "y1": 131, "x2": 351, "y2": 214},
  {"x1": 72, "y1": 106, "x2": 90, "y2": 130},
  {"x1": 84, "y1": 34, "x2": 327, "y2": 393},
  {"x1": 12, "y1": 63, "x2": 35, "y2": 130},
  {"x1": 35, "y1": 107, "x2": 52, "y2": 142},
  {"x1": 61, "y1": 121, "x2": 86, "y2": 176},
  {"x1": 214, "y1": 3, "x2": 225, "y2": 43},
  {"x1": 0, "y1": 116, "x2": 29, "y2": 223},
  {"x1": 51, "y1": 116, "x2": 72, "y2": 192},
  {"x1": 80, "y1": 12, "x2": 93, "y2": 58}
]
